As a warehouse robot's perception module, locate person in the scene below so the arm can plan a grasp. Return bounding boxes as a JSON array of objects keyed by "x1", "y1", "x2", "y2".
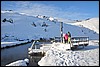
[
  {"x1": 64, "y1": 33, "x2": 68, "y2": 43},
  {"x1": 67, "y1": 31, "x2": 71, "y2": 44}
]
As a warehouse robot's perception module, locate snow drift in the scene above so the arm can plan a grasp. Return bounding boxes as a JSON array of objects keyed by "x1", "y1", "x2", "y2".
[{"x1": 38, "y1": 40, "x2": 99, "y2": 66}]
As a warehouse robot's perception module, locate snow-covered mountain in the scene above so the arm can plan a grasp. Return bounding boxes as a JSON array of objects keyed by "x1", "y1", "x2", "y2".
[
  {"x1": 71, "y1": 18, "x2": 99, "y2": 34},
  {"x1": 1, "y1": 10, "x2": 99, "y2": 42}
]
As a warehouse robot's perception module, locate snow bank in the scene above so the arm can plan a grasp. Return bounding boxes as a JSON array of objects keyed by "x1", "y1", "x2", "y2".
[
  {"x1": 38, "y1": 40, "x2": 99, "y2": 66},
  {"x1": 1, "y1": 41, "x2": 28, "y2": 48},
  {"x1": 6, "y1": 58, "x2": 29, "y2": 66}
]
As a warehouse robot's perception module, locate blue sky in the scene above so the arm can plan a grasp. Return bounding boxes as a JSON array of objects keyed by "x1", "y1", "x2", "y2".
[{"x1": 1, "y1": 1, "x2": 99, "y2": 20}]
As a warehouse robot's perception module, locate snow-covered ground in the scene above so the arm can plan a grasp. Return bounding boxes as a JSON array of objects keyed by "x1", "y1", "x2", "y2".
[{"x1": 38, "y1": 40, "x2": 99, "y2": 66}]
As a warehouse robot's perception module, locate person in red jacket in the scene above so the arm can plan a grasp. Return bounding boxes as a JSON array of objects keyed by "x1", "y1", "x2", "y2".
[{"x1": 64, "y1": 33, "x2": 68, "y2": 43}]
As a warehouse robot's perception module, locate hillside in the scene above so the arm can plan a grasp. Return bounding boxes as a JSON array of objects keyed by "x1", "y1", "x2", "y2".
[{"x1": 1, "y1": 10, "x2": 99, "y2": 43}]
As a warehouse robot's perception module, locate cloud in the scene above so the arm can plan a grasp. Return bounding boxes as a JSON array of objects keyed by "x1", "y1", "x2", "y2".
[
  {"x1": 2, "y1": 1, "x2": 90, "y2": 20},
  {"x1": 16, "y1": 2, "x2": 60, "y2": 16}
]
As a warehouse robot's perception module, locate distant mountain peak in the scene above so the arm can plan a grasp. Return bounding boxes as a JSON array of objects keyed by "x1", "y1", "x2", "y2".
[{"x1": 71, "y1": 17, "x2": 99, "y2": 34}]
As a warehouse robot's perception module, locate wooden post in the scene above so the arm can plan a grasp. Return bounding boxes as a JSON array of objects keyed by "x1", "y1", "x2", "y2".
[{"x1": 60, "y1": 22, "x2": 63, "y2": 43}]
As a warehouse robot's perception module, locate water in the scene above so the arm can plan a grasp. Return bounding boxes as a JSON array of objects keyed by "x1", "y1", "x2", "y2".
[{"x1": 1, "y1": 42, "x2": 44, "y2": 66}]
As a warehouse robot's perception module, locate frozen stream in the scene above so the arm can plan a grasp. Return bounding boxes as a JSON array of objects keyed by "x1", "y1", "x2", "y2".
[{"x1": 1, "y1": 42, "x2": 45, "y2": 66}]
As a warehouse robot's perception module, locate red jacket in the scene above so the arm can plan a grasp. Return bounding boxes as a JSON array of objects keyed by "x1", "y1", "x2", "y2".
[{"x1": 64, "y1": 34, "x2": 68, "y2": 40}]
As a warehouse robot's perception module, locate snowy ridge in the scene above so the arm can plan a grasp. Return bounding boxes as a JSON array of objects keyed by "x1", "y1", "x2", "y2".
[
  {"x1": 1, "y1": 10, "x2": 14, "y2": 13},
  {"x1": 1, "y1": 10, "x2": 29, "y2": 16},
  {"x1": 71, "y1": 18, "x2": 99, "y2": 34}
]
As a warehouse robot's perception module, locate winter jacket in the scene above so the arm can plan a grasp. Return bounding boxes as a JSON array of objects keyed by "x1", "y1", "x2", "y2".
[
  {"x1": 68, "y1": 32, "x2": 71, "y2": 37},
  {"x1": 64, "y1": 34, "x2": 68, "y2": 40}
]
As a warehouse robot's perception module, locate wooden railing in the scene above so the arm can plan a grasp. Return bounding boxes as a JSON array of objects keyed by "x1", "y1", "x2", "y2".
[
  {"x1": 71, "y1": 36, "x2": 89, "y2": 47},
  {"x1": 54, "y1": 36, "x2": 89, "y2": 47}
]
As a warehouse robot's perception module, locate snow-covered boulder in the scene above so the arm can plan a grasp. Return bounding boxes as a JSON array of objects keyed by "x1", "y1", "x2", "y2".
[{"x1": 49, "y1": 17, "x2": 54, "y2": 21}]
